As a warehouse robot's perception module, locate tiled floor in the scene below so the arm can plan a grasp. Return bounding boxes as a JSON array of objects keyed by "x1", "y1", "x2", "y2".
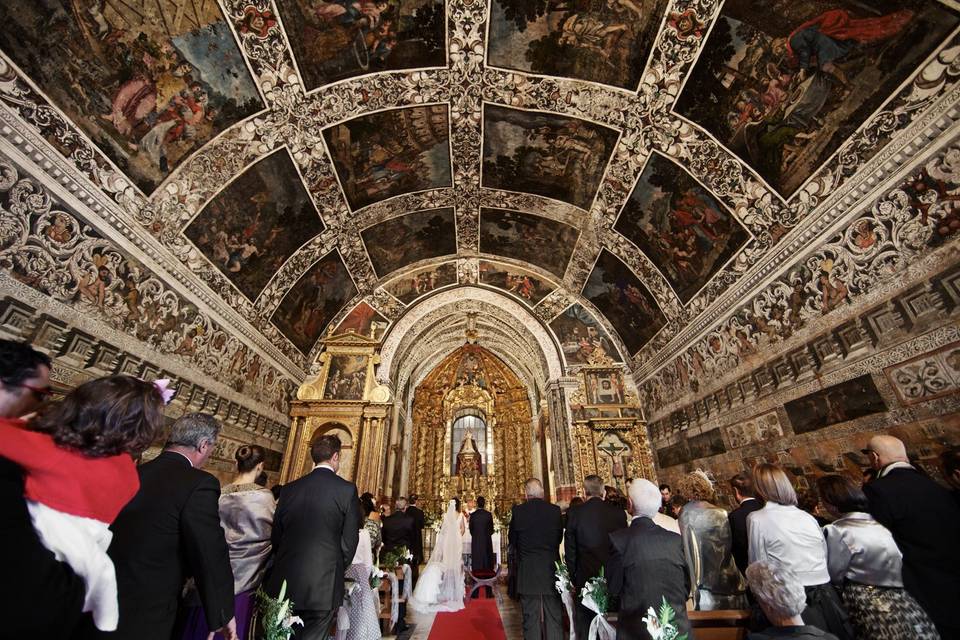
[{"x1": 391, "y1": 585, "x2": 521, "y2": 639}]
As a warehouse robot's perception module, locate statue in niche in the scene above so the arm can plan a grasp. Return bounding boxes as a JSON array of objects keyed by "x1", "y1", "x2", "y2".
[{"x1": 455, "y1": 429, "x2": 484, "y2": 480}]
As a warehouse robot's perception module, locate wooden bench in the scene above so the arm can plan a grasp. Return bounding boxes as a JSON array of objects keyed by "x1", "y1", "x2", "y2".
[{"x1": 604, "y1": 609, "x2": 751, "y2": 640}]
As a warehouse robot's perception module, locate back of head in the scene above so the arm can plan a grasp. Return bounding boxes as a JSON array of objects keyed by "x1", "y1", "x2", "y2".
[
  {"x1": 569, "y1": 496, "x2": 584, "y2": 509},
  {"x1": 167, "y1": 412, "x2": 220, "y2": 449},
  {"x1": 453, "y1": 496, "x2": 461, "y2": 512},
  {"x1": 729, "y1": 472, "x2": 755, "y2": 499},
  {"x1": 409, "y1": 493, "x2": 418, "y2": 505},
  {"x1": 677, "y1": 471, "x2": 715, "y2": 503},
  {"x1": 31, "y1": 374, "x2": 164, "y2": 457},
  {"x1": 477, "y1": 495, "x2": 486, "y2": 509},
  {"x1": 628, "y1": 478, "x2": 661, "y2": 519},
  {"x1": 235, "y1": 444, "x2": 266, "y2": 473},
  {"x1": 745, "y1": 561, "x2": 807, "y2": 621},
  {"x1": 583, "y1": 474, "x2": 605, "y2": 498},
  {"x1": 816, "y1": 474, "x2": 868, "y2": 514},
  {"x1": 310, "y1": 433, "x2": 341, "y2": 464},
  {"x1": 752, "y1": 463, "x2": 798, "y2": 506},
  {"x1": 361, "y1": 494, "x2": 376, "y2": 517},
  {"x1": 867, "y1": 434, "x2": 908, "y2": 467},
  {"x1": 524, "y1": 478, "x2": 544, "y2": 499},
  {"x1": 0, "y1": 339, "x2": 50, "y2": 389}
]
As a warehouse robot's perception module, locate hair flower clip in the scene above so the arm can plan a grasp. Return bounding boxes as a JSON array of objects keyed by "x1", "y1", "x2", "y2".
[{"x1": 152, "y1": 378, "x2": 176, "y2": 405}]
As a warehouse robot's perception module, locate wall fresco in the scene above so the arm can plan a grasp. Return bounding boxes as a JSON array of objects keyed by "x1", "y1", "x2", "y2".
[
  {"x1": 185, "y1": 150, "x2": 324, "y2": 300},
  {"x1": 479, "y1": 208, "x2": 579, "y2": 278},
  {"x1": 0, "y1": 0, "x2": 262, "y2": 193},
  {"x1": 272, "y1": 251, "x2": 357, "y2": 354},
  {"x1": 324, "y1": 105, "x2": 452, "y2": 209},
  {"x1": 277, "y1": 0, "x2": 446, "y2": 91},
  {"x1": 549, "y1": 304, "x2": 623, "y2": 365},
  {"x1": 481, "y1": 105, "x2": 618, "y2": 210},
  {"x1": 784, "y1": 374, "x2": 887, "y2": 435},
  {"x1": 885, "y1": 341, "x2": 960, "y2": 406},
  {"x1": 725, "y1": 411, "x2": 783, "y2": 449},
  {"x1": 383, "y1": 261, "x2": 457, "y2": 303},
  {"x1": 361, "y1": 207, "x2": 456, "y2": 277},
  {"x1": 334, "y1": 302, "x2": 389, "y2": 340},
  {"x1": 675, "y1": 0, "x2": 958, "y2": 197},
  {"x1": 478, "y1": 260, "x2": 554, "y2": 305}
]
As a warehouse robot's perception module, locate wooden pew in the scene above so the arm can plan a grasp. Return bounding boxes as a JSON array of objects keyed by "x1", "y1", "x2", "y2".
[{"x1": 605, "y1": 609, "x2": 751, "y2": 640}]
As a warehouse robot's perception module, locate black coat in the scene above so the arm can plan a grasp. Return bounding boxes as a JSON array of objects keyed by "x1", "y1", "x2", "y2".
[
  {"x1": 381, "y1": 510, "x2": 417, "y2": 556},
  {"x1": 564, "y1": 498, "x2": 627, "y2": 589},
  {"x1": 105, "y1": 451, "x2": 235, "y2": 640},
  {"x1": 470, "y1": 508, "x2": 495, "y2": 571},
  {"x1": 406, "y1": 504, "x2": 425, "y2": 562},
  {"x1": 607, "y1": 517, "x2": 691, "y2": 640},
  {"x1": 266, "y1": 466, "x2": 360, "y2": 613},
  {"x1": 508, "y1": 498, "x2": 562, "y2": 595},
  {"x1": 728, "y1": 497, "x2": 763, "y2": 576},
  {"x1": 864, "y1": 466, "x2": 960, "y2": 639},
  {"x1": 0, "y1": 456, "x2": 85, "y2": 639}
]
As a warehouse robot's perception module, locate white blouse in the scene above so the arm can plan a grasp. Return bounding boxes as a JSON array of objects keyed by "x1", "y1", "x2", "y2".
[{"x1": 747, "y1": 502, "x2": 830, "y2": 586}]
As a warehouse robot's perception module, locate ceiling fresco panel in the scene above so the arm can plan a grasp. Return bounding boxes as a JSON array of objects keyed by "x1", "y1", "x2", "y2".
[
  {"x1": 272, "y1": 251, "x2": 357, "y2": 355},
  {"x1": 478, "y1": 207, "x2": 580, "y2": 278},
  {"x1": 361, "y1": 207, "x2": 457, "y2": 277},
  {"x1": 582, "y1": 249, "x2": 666, "y2": 355},
  {"x1": 276, "y1": 0, "x2": 447, "y2": 91},
  {"x1": 481, "y1": 104, "x2": 619, "y2": 210},
  {"x1": 334, "y1": 302, "x2": 389, "y2": 340},
  {"x1": 184, "y1": 150, "x2": 325, "y2": 300},
  {"x1": 674, "y1": 0, "x2": 959, "y2": 198},
  {"x1": 614, "y1": 152, "x2": 750, "y2": 304},
  {"x1": 485, "y1": 0, "x2": 670, "y2": 90},
  {"x1": 0, "y1": 0, "x2": 263, "y2": 194},
  {"x1": 478, "y1": 260, "x2": 554, "y2": 305},
  {"x1": 549, "y1": 304, "x2": 623, "y2": 365},
  {"x1": 324, "y1": 104, "x2": 452, "y2": 210},
  {"x1": 383, "y1": 261, "x2": 458, "y2": 303}
]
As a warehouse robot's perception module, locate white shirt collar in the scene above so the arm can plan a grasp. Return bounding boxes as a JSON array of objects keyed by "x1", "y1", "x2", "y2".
[
  {"x1": 739, "y1": 497, "x2": 757, "y2": 504},
  {"x1": 879, "y1": 461, "x2": 914, "y2": 478},
  {"x1": 314, "y1": 462, "x2": 337, "y2": 473},
  {"x1": 168, "y1": 450, "x2": 194, "y2": 468}
]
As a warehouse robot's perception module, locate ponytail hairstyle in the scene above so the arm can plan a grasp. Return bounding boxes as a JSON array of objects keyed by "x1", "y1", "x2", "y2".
[{"x1": 235, "y1": 444, "x2": 266, "y2": 473}]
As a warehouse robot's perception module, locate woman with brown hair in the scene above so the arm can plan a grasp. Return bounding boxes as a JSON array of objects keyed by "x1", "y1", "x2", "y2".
[
  {"x1": 676, "y1": 471, "x2": 747, "y2": 610},
  {"x1": 0, "y1": 374, "x2": 167, "y2": 632},
  {"x1": 748, "y1": 464, "x2": 854, "y2": 640},
  {"x1": 181, "y1": 444, "x2": 275, "y2": 640},
  {"x1": 817, "y1": 474, "x2": 939, "y2": 639}
]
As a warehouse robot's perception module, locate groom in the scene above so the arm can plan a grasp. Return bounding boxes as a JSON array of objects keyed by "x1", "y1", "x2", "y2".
[
  {"x1": 470, "y1": 495, "x2": 495, "y2": 598},
  {"x1": 266, "y1": 435, "x2": 360, "y2": 639}
]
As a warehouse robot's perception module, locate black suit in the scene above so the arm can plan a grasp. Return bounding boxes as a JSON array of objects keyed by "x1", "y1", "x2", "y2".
[
  {"x1": 728, "y1": 497, "x2": 763, "y2": 576},
  {"x1": 470, "y1": 508, "x2": 496, "y2": 597},
  {"x1": 565, "y1": 498, "x2": 627, "y2": 640},
  {"x1": 864, "y1": 466, "x2": 960, "y2": 640},
  {"x1": 406, "y1": 504, "x2": 425, "y2": 585},
  {"x1": 509, "y1": 498, "x2": 563, "y2": 640},
  {"x1": 381, "y1": 510, "x2": 417, "y2": 556},
  {"x1": 0, "y1": 456, "x2": 85, "y2": 639},
  {"x1": 96, "y1": 451, "x2": 234, "y2": 640},
  {"x1": 267, "y1": 466, "x2": 360, "y2": 640},
  {"x1": 607, "y1": 517, "x2": 691, "y2": 640}
]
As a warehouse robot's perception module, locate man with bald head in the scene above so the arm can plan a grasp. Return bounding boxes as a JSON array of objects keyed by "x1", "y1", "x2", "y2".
[
  {"x1": 509, "y1": 478, "x2": 563, "y2": 639},
  {"x1": 862, "y1": 434, "x2": 960, "y2": 639}
]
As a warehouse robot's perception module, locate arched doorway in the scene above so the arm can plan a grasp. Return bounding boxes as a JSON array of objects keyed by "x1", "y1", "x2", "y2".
[{"x1": 303, "y1": 422, "x2": 354, "y2": 479}]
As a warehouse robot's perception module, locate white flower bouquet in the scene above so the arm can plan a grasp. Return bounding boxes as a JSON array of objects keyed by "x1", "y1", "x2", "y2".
[
  {"x1": 555, "y1": 562, "x2": 575, "y2": 640},
  {"x1": 370, "y1": 567, "x2": 387, "y2": 590},
  {"x1": 580, "y1": 568, "x2": 615, "y2": 640},
  {"x1": 641, "y1": 597, "x2": 688, "y2": 640},
  {"x1": 255, "y1": 580, "x2": 303, "y2": 640}
]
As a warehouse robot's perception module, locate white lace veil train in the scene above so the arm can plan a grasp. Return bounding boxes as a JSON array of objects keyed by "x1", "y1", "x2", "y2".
[{"x1": 409, "y1": 499, "x2": 465, "y2": 612}]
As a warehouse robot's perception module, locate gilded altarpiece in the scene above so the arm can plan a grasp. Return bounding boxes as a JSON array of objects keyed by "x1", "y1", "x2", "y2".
[
  {"x1": 409, "y1": 345, "x2": 534, "y2": 516},
  {"x1": 280, "y1": 330, "x2": 393, "y2": 492},
  {"x1": 569, "y1": 366, "x2": 655, "y2": 492}
]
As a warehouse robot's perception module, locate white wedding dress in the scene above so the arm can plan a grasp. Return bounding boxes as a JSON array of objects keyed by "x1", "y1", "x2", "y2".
[{"x1": 408, "y1": 500, "x2": 465, "y2": 613}]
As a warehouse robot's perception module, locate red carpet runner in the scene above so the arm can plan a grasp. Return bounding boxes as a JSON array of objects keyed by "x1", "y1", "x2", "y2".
[{"x1": 426, "y1": 596, "x2": 506, "y2": 640}]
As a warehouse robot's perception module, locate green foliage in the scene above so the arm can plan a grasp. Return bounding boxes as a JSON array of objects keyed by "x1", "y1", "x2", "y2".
[
  {"x1": 380, "y1": 545, "x2": 411, "y2": 570},
  {"x1": 255, "y1": 580, "x2": 298, "y2": 640}
]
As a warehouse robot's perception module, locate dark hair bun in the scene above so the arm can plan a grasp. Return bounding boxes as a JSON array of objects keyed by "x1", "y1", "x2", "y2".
[
  {"x1": 235, "y1": 444, "x2": 266, "y2": 473},
  {"x1": 236, "y1": 445, "x2": 253, "y2": 463}
]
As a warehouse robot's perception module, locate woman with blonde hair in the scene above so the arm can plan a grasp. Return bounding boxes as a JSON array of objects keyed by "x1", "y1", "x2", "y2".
[
  {"x1": 748, "y1": 464, "x2": 853, "y2": 640},
  {"x1": 676, "y1": 471, "x2": 747, "y2": 610}
]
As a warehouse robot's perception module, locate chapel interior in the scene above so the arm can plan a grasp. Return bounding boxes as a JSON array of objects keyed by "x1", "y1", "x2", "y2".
[{"x1": 1, "y1": 0, "x2": 960, "y2": 636}]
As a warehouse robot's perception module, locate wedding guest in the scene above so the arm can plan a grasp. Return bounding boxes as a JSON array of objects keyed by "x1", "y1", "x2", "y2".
[
  {"x1": 470, "y1": 495, "x2": 496, "y2": 598},
  {"x1": 660, "y1": 483, "x2": 672, "y2": 513},
  {"x1": 181, "y1": 445, "x2": 275, "y2": 640},
  {"x1": 746, "y1": 562, "x2": 839, "y2": 640},
  {"x1": 816, "y1": 475, "x2": 939, "y2": 639},
  {"x1": 270, "y1": 483, "x2": 283, "y2": 501},
  {"x1": 0, "y1": 374, "x2": 165, "y2": 633},
  {"x1": 407, "y1": 494, "x2": 426, "y2": 583},
  {"x1": 344, "y1": 511, "x2": 381, "y2": 640},
  {"x1": 748, "y1": 464, "x2": 853, "y2": 640},
  {"x1": 509, "y1": 478, "x2": 563, "y2": 640},
  {"x1": 607, "y1": 478, "x2": 691, "y2": 640},
  {"x1": 668, "y1": 494, "x2": 685, "y2": 519},
  {"x1": 565, "y1": 474, "x2": 627, "y2": 639},
  {"x1": 101, "y1": 412, "x2": 236, "y2": 640},
  {"x1": 361, "y1": 494, "x2": 382, "y2": 560},
  {"x1": 798, "y1": 489, "x2": 830, "y2": 527},
  {"x1": 0, "y1": 340, "x2": 85, "y2": 639},
  {"x1": 729, "y1": 472, "x2": 763, "y2": 576},
  {"x1": 266, "y1": 434, "x2": 360, "y2": 640},
  {"x1": 862, "y1": 435, "x2": 960, "y2": 640},
  {"x1": 380, "y1": 496, "x2": 416, "y2": 634},
  {"x1": 677, "y1": 471, "x2": 747, "y2": 610},
  {"x1": 940, "y1": 446, "x2": 960, "y2": 504}
]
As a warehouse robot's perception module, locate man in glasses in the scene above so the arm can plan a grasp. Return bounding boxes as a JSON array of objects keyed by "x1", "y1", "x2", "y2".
[{"x1": 0, "y1": 339, "x2": 85, "y2": 638}]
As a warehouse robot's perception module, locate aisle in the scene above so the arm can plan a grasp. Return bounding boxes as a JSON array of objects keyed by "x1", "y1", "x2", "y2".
[{"x1": 407, "y1": 587, "x2": 517, "y2": 640}]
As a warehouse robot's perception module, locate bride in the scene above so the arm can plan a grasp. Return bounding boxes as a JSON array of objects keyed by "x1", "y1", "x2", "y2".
[{"x1": 408, "y1": 499, "x2": 466, "y2": 613}]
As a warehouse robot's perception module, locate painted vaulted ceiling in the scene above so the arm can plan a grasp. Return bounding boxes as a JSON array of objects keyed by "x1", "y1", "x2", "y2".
[{"x1": 1, "y1": 0, "x2": 959, "y2": 399}]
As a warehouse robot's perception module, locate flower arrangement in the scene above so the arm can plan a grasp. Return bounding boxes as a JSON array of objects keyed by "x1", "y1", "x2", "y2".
[
  {"x1": 554, "y1": 561, "x2": 572, "y2": 596},
  {"x1": 369, "y1": 567, "x2": 387, "y2": 589},
  {"x1": 255, "y1": 580, "x2": 303, "y2": 640},
  {"x1": 380, "y1": 545, "x2": 412, "y2": 571},
  {"x1": 642, "y1": 597, "x2": 688, "y2": 640},
  {"x1": 580, "y1": 567, "x2": 609, "y2": 615}
]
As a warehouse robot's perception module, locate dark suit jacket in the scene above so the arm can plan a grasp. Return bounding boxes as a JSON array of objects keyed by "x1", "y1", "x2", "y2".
[
  {"x1": 564, "y1": 498, "x2": 627, "y2": 588},
  {"x1": 267, "y1": 466, "x2": 360, "y2": 613},
  {"x1": 470, "y1": 508, "x2": 495, "y2": 571},
  {"x1": 508, "y1": 498, "x2": 562, "y2": 595},
  {"x1": 864, "y1": 466, "x2": 960, "y2": 637},
  {"x1": 607, "y1": 517, "x2": 691, "y2": 640},
  {"x1": 0, "y1": 456, "x2": 85, "y2": 639},
  {"x1": 728, "y1": 497, "x2": 763, "y2": 575},
  {"x1": 106, "y1": 451, "x2": 234, "y2": 640},
  {"x1": 406, "y1": 504, "x2": 425, "y2": 562},
  {"x1": 381, "y1": 510, "x2": 417, "y2": 556}
]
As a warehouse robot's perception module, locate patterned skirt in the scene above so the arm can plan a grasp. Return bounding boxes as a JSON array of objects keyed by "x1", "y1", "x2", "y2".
[{"x1": 841, "y1": 582, "x2": 940, "y2": 640}]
